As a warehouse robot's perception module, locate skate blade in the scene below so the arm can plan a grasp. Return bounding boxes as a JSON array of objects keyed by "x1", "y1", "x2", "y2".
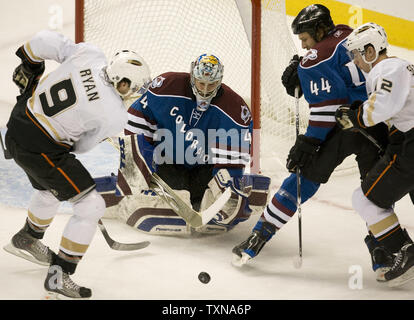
[
  {"x1": 387, "y1": 266, "x2": 414, "y2": 288},
  {"x1": 231, "y1": 253, "x2": 251, "y2": 267},
  {"x1": 44, "y1": 290, "x2": 91, "y2": 300},
  {"x1": 3, "y1": 243, "x2": 49, "y2": 266}
]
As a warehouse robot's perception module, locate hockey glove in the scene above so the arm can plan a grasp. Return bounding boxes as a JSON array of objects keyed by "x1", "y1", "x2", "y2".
[
  {"x1": 214, "y1": 169, "x2": 253, "y2": 199},
  {"x1": 281, "y1": 54, "x2": 303, "y2": 98},
  {"x1": 13, "y1": 46, "x2": 45, "y2": 95},
  {"x1": 335, "y1": 102, "x2": 365, "y2": 130},
  {"x1": 203, "y1": 169, "x2": 253, "y2": 226},
  {"x1": 286, "y1": 134, "x2": 321, "y2": 172}
]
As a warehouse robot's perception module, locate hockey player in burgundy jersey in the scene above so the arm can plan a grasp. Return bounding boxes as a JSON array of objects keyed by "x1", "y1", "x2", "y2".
[
  {"x1": 336, "y1": 23, "x2": 414, "y2": 286},
  {"x1": 99, "y1": 54, "x2": 270, "y2": 235},
  {"x1": 3, "y1": 30, "x2": 151, "y2": 299},
  {"x1": 232, "y1": 5, "x2": 389, "y2": 273}
]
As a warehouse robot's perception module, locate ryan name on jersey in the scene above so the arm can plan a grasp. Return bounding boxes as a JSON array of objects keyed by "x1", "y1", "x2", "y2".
[{"x1": 79, "y1": 68, "x2": 100, "y2": 101}]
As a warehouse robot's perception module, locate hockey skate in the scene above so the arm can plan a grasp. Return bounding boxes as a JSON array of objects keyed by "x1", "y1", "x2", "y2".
[
  {"x1": 364, "y1": 234, "x2": 394, "y2": 282},
  {"x1": 44, "y1": 265, "x2": 92, "y2": 300},
  {"x1": 3, "y1": 222, "x2": 53, "y2": 266},
  {"x1": 384, "y1": 243, "x2": 414, "y2": 287},
  {"x1": 232, "y1": 220, "x2": 276, "y2": 267}
]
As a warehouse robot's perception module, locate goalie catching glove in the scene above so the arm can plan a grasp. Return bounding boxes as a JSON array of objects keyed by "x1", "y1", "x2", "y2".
[
  {"x1": 286, "y1": 134, "x2": 321, "y2": 173},
  {"x1": 13, "y1": 46, "x2": 45, "y2": 95}
]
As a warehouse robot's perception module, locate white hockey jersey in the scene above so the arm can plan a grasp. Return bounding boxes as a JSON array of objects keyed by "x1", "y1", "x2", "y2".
[
  {"x1": 22, "y1": 30, "x2": 127, "y2": 153},
  {"x1": 361, "y1": 57, "x2": 414, "y2": 132}
]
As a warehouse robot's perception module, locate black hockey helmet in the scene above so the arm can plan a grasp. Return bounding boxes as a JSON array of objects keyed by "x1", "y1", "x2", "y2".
[{"x1": 291, "y1": 4, "x2": 335, "y2": 40}]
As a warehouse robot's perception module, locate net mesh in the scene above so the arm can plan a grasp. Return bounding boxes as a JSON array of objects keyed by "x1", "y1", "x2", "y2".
[{"x1": 80, "y1": 0, "x2": 354, "y2": 179}]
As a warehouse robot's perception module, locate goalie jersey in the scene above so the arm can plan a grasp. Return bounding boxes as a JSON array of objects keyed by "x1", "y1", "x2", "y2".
[
  {"x1": 298, "y1": 24, "x2": 367, "y2": 141},
  {"x1": 7, "y1": 30, "x2": 127, "y2": 154},
  {"x1": 125, "y1": 72, "x2": 252, "y2": 170}
]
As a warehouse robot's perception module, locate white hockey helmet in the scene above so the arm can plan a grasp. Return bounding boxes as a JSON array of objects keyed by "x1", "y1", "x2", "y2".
[
  {"x1": 344, "y1": 22, "x2": 388, "y2": 64},
  {"x1": 190, "y1": 54, "x2": 224, "y2": 111},
  {"x1": 106, "y1": 50, "x2": 151, "y2": 99}
]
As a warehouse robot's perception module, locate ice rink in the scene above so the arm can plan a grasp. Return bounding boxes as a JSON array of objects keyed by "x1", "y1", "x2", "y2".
[{"x1": 1, "y1": 1, "x2": 414, "y2": 301}]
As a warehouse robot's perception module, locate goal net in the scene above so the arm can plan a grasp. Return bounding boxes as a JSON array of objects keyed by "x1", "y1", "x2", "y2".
[{"x1": 76, "y1": 0, "x2": 354, "y2": 180}]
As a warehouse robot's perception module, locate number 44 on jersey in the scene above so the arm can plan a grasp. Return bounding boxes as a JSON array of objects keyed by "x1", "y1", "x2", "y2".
[{"x1": 310, "y1": 77, "x2": 331, "y2": 96}]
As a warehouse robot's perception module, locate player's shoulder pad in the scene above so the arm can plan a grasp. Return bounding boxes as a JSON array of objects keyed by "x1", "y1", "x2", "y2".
[
  {"x1": 370, "y1": 57, "x2": 410, "y2": 86},
  {"x1": 211, "y1": 84, "x2": 252, "y2": 127},
  {"x1": 148, "y1": 72, "x2": 193, "y2": 98},
  {"x1": 300, "y1": 24, "x2": 353, "y2": 68},
  {"x1": 379, "y1": 57, "x2": 409, "y2": 74},
  {"x1": 75, "y1": 42, "x2": 106, "y2": 61}
]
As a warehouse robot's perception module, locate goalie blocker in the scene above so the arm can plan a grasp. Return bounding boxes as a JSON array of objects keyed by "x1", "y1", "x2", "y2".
[{"x1": 96, "y1": 134, "x2": 271, "y2": 235}]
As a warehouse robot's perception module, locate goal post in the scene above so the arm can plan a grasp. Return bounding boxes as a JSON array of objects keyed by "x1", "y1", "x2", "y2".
[
  {"x1": 75, "y1": 0, "x2": 308, "y2": 176},
  {"x1": 250, "y1": 0, "x2": 262, "y2": 174}
]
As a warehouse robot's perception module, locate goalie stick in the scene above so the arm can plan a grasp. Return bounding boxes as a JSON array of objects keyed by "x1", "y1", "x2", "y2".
[
  {"x1": 150, "y1": 173, "x2": 231, "y2": 228},
  {"x1": 107, "y1": 137, "x2": 232, "y2": 228},
  {"x1": 98, "y1": 219, "x2": 150, "y2": 251}
]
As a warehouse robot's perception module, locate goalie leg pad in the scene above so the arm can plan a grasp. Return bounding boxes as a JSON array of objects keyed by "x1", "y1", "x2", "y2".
[
  {"x1": 116, "y1": 135, "x2": 153, "y2": 196},
  {"x1": 128, "y1": 189, "x2": 192, "y2": 235},
  {"x1": 94, "y1": 174, "x2": 124, "y2": 209},
  {"x1": 247, "y1": 174, "x2": 271, "y2": 214},
  {"x1": 94, "y1": 175, "x2": 117, "y2": 193},
  {"x1": 128, "y1": 207, "x2": 190, "y2": 235},
  {"x1": 104, "y1": 187, "x2": 193, "y2": 235}
]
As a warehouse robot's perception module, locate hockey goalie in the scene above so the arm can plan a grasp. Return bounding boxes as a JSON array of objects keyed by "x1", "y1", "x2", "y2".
[{"x1": 95, "y1": 53, "x2": 270, "y2": 235}]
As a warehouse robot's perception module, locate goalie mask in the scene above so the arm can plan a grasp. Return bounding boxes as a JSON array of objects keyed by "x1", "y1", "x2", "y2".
[
  {"x1": 344, "y1": 22, "x2": 388, "y2": 69},
  {"x1": 106, "y1": 50, "x2": 152, "y2": 100},
  {"x1": 190, "y1": 54, "x2": 224, "y2": 111}
]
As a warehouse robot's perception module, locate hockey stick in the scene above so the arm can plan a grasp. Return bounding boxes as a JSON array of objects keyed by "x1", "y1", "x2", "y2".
[
  {"x1": 106, "y1": 137, "x2": 232, "y2": 228},
  {"x1": 0, "y1": 130, "x2": 12, "y2": 160},
  {"x1": 355, "y1": 128, "x2": 384, "y2": 153},
  {"x1": 294, "y1": 87, "x2": 303, "y2": 268},
  {"x1": 150, "y1": 173, "x2": 231, "y2": 228},
  {"x1": 98, "y1": 219, "x2": 150, "y2": 251}
]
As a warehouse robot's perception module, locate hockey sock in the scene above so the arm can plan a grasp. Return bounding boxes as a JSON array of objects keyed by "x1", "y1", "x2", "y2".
[
  {"x1": 375, "y1": 226, "x2": 407, "y2": 254},
  {"x1": 263, "y1": 174, "x2": 319, "y2": 230},
  {"x1": 24, "y1": 218, "x2": 47, "y2": 239},
  {"x1": 54, "y1": 250, "x2": 81, "y2": 275}
]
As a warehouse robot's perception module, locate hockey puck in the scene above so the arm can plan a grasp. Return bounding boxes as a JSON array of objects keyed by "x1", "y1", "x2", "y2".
[{"x1": 198, "y1": 272, "x2": 211, "y2": 284}]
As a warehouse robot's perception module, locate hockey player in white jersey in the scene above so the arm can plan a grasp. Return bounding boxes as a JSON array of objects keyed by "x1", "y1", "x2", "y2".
[
  {"x1": 336, "y1": 22, "x2": 414, "y2": 286},
  {"x1": 3, "y1": 30, "x2": 151, "y2": 299}
]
